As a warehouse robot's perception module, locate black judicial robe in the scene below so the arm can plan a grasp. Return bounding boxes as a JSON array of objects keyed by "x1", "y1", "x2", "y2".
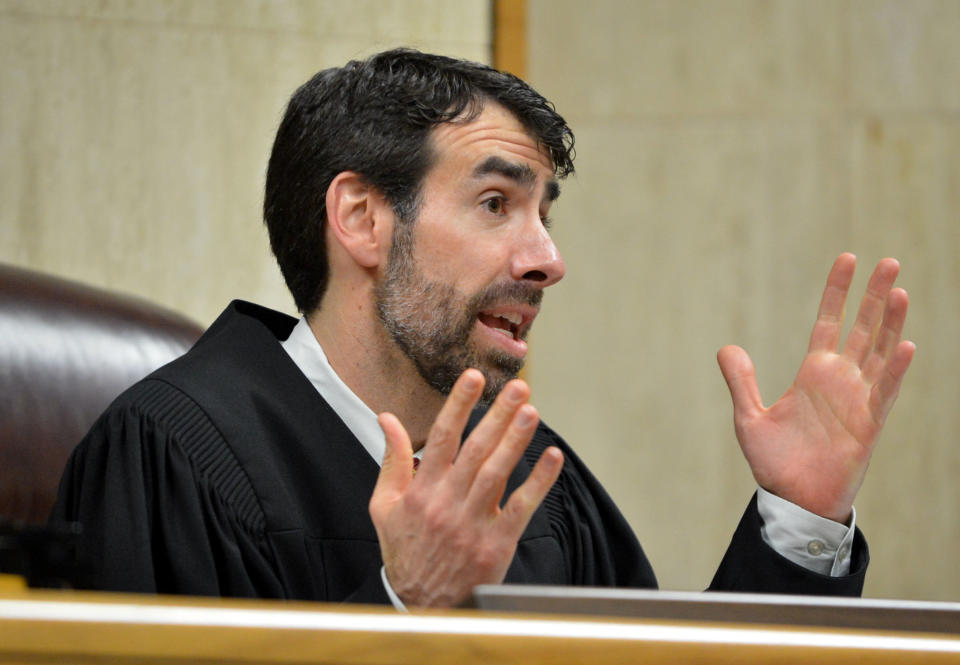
[{"x1": 50, "y1": 301, "x2": 868, "y2": 602}]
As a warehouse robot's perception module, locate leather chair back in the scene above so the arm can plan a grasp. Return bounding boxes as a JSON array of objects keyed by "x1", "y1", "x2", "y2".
[{"x1": 0, "y1": 264, "x2": 204, "y2": 524}]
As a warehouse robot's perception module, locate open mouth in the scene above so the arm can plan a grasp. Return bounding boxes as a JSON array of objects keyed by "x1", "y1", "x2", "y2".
[{"x1": 478, "y1": 311, "x2": 523, "y2": 340}]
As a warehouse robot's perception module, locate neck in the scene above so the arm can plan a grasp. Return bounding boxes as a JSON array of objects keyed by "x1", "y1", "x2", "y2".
[{"x1": 307, "y1": 288, "x2": 445, "y2": 450}]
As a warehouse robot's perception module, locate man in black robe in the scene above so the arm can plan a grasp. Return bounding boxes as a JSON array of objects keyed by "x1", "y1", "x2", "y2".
[{"x1": 51, "y1": 49, "x2": 914, "y2": 607}]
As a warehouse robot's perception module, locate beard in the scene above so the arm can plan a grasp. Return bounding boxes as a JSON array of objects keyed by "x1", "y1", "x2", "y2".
[{"x1": 374, "y1": 224, "x2": 542, "y2": 404}]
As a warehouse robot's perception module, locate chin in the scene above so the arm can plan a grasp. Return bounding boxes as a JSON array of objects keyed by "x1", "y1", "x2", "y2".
[{"x1": 477, "y1": 360, "x2": 524, "y2": 404}]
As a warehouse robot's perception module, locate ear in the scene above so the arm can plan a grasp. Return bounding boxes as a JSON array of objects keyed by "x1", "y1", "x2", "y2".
[{"x1": 325, "y1": 171, "x2": 393, "y2": 269}]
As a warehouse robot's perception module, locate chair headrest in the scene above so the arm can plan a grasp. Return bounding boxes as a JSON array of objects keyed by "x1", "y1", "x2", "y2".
[{"x1": 0, "y1": 263, "x2": 204, "y2": 524}]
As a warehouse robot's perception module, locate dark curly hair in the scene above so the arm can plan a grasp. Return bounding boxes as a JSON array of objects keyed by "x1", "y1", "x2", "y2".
[{"x1": 264, "y1": 48, "x2": 575, "y2": 314}]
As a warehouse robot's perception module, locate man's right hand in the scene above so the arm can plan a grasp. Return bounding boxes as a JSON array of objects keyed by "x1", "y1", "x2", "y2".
[{"x1": 368, "y1": 369, "x2": 564, "y2": 608}]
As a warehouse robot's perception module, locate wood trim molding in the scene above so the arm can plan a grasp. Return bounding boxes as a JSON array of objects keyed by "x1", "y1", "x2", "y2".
[
  {"x1": 493, "y1": 0, "x2": 527, "y2": 79},
  {"x1": 4, "y1": 588, "x2": 960, "y2": 664}
]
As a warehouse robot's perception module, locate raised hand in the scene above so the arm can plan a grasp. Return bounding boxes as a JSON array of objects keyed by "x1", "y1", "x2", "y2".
[
  {"x1": 368, "y1": 369, "x2": 564, "y2": 608},
  {"x1": 717, "y1": 253, "x2": 915, "y2": 523}
]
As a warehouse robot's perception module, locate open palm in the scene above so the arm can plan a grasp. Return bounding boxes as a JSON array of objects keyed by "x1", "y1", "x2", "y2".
[{"x1": 718, "y1": 254, "x2": 915, "y2": 523}]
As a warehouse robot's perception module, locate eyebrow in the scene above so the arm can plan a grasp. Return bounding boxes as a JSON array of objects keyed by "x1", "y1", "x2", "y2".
[{"x1": 472, "y1": 156, "x2": 561, "y2": 202}]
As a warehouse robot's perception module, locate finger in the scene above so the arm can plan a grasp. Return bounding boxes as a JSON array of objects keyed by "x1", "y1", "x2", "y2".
[
  {"x1": 370, "y1": 412, "x2": 414, "y2": 524},
  {"x1": 869, "y1": 340, "x2": 916, "y2": 426},
  {"x1": 717, "y1": 345, "x2": 764, "y2": 421},
  {"x1": 841, "y1": 257, "x2": 900, "y2": 366},
  {"x1": 874, "y1": 287, "x2": 909, "y2": 359},
  {"x1": 808, "y1": 253, "x2": 856, "y2": 353},
  {"x1": 861, "y1": 287, "x2": 909, "y2": 384},
  {"x1": 463, "y1": 402, "x2": 540, "y2": 511},
  {"x1": 498, "y1": 446, "x2": 564, "y2": 540},
  {"x1": 448, "y1": 379, "x2": 530, "y2": 492},
  {"x1": 417, "y1": 369, "x2": 485, "y2": 480}
]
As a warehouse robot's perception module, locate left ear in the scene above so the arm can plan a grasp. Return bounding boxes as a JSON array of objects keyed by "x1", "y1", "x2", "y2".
[{"x1": 324, "y1": 171, "x2": 394, "y2": 269}]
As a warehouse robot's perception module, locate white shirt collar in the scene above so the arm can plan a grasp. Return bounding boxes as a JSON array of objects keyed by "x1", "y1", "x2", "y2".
[{"x1": 280, "y1": 316, "x2": 421, "y2": 467}]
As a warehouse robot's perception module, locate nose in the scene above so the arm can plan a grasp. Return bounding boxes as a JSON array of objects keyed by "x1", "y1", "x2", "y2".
[{"x1": 511, "y1": 217, "x2": 566, "y2": 288}]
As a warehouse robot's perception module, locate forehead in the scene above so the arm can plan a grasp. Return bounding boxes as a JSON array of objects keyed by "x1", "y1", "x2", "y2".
[{"x1": 426, "y1": 102, "x2": 554, "y2": 179}]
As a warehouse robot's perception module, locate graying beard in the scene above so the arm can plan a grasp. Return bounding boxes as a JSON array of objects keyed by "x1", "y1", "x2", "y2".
[{"x1": 375, "y1": 219, "x2": 533, "y2": 403}]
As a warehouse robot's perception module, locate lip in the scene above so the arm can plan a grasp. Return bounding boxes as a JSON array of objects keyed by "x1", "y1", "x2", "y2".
[{"x1": 474, "y1": 304, "x2": 539, "y2": 358}]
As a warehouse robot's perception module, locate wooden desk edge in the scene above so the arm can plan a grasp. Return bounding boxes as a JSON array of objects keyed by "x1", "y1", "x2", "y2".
[{"x1": 2, "y1": 587, "x2": 959, "y2": 664}]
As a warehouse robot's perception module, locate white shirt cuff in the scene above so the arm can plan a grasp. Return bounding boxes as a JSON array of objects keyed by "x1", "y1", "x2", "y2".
[
  {"x1": 381, "y1": 566, "x2": 409, "y2": 612},
  {"x1": 756, "y1": 487, "x2": 855, "y2": 577}
]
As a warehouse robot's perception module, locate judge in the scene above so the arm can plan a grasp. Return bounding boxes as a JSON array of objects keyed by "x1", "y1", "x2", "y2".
[{"x1": 51, "y1": 49, "x2": 914, "y2": 608}]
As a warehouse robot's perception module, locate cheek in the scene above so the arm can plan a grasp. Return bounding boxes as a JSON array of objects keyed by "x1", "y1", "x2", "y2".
[
  {"x1": 443, "y1": 245, "x2": 510, "y2": 293},
  {"x1": 416, "y1": 232, "x2": 489, "y2": 281},
  {"x1": 413, "y1": 211, "x2": 514, "y2": 288}
]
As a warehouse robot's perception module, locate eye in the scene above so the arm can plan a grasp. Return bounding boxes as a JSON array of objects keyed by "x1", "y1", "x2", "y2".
[
  {"x1": 484, "y1": 196, "x2": 506, "y2": 215},
  {"x1": 540, "y1": 214, "x2": 553, "y2": 231}
]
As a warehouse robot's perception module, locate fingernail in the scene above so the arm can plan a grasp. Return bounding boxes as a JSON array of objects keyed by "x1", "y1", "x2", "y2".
[
  {"x1": 517, "y1": 405, "x2": 536, "y2": 426},
  {"x1": 461, "y1": 370, "x2": 481, "y2": 391},
  {"x1": 510, "y1": 380, "x2": 530, "y2": 401}
]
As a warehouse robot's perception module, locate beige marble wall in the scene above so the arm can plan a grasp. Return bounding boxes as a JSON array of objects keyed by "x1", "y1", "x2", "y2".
[
  {"x1": 4, "y1": 0, "x2": 957, "y2": 603},
  {"x1": 0, "y1": 0, "x2": 490, "y2": 325},
  {"x1": 527, "y1": 0, "x2": 960, "y2": 600}
]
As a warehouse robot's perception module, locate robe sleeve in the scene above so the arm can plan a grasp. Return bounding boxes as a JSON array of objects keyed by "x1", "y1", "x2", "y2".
[
  {"x1": 708, "y1": 492, "x2": 868, "y2": 596},
  {"x1": 49, "y1": 384, "x2": 286, "y2": 598},
  {"x1": 530, "y1": 422, "x2": 866, "y2": 596}
]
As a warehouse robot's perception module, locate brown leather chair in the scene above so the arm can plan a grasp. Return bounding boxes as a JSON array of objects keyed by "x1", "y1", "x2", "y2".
[{"x1": 0, "y1": 264, "x2": 204, "y2": 525}]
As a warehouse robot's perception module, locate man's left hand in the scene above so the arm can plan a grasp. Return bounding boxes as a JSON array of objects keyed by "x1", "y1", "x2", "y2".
[{"x1": 717, "y1": 253, "x2": 915, "y2": 523}]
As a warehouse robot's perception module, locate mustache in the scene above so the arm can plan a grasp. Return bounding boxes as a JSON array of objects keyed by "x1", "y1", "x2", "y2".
[{"x1": 470, "y1": 281, "x2": 543, "y2": 311}]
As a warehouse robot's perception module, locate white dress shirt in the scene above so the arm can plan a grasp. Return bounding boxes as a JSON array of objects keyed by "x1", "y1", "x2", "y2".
[{"x1": 281, "y1": 317, "x2": 854, "y2": 608}]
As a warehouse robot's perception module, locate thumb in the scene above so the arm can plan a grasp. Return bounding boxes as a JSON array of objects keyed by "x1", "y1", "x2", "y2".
[
  {"x1": 717, "y1": 345, "x2": 763, "y2": 420},
  {"x1": 370, "y1": 412, "x2": 414, "y2": 521}
]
